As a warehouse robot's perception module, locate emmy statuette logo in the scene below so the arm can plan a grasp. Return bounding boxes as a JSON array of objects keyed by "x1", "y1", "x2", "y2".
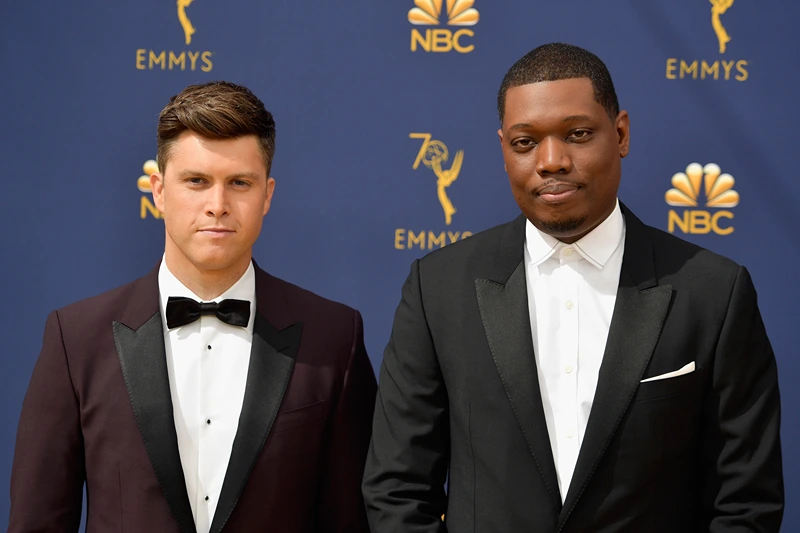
[
  {"x1": 409, "y1": 0, "x2": 479, "y2": 53},
  {"x1": 410, "y1": 133, "x2": 463, "y2": 226},
  {"x1": 710, "y1": 0, "x2": 734, "y2": 53},
  {"x1": 178, "y1": 0, "x2": 197, "y2": 45},
  {"x1": 665, "y1": 0, "x2": 747, "y2": 81},
  {"x1": 394, "y1": 132, "x2": 473, "y2": 250},
  {"x1": 666, "y1": 162, "x2": 739, "y2": 235},
  {"x1": 135, "y1": 0, "x2": 213, "y2": 72}
]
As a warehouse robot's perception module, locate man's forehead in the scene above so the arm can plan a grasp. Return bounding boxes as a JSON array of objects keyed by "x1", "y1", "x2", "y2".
[
  {"x1": 503, "y1": 78, "x2": 601, "y2": 122},
  {"x1": 506, "y1": 77, "x2": 595, "y2": 102}
]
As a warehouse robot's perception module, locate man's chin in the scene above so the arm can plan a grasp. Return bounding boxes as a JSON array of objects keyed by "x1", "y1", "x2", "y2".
[
  {"x1": 187, "y1": 252, "x2": 248, "y2": 274},
  {"x1": 536, "y1": 216, "x2": 588, "y2": 238}
]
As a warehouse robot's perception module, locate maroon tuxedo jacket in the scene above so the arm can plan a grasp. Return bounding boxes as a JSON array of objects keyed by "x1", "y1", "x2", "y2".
[{"x1": 9, "y1": 263, "x2": 377, "y2": 532}]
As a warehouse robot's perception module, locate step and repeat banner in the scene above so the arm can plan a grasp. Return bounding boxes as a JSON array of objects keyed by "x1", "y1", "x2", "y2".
[{"x1": 1, "y1": 0, "x2": 798, "y2": 528}]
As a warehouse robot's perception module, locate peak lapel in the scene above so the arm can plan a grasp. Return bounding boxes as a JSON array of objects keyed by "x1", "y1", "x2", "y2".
[
  {"x1": 558, "y1": 207, "x2": 673, "y2": 529},
  {"x1": 475, "y1": 217, "x2": 562, "y2": 512},
  {"x1": 210, "y1": 267, "x2": 302, "y2": 533},
  {"x1": 113, "y1": 266, "x2": 196, "y2": 533}
]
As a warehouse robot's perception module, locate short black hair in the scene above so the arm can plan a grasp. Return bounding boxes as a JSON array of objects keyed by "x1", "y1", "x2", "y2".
[{"x1": 497, "y1": 43, "x2": 620, "y2": 124}]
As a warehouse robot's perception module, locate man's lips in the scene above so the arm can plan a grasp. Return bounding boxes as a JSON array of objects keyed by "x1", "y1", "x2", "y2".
[
  {"x1": 198, "y1": 228, "x2": 235, "y2": 235},
  {"x1": 537, "y1": 182, "x2": 580, "y2": 203}
]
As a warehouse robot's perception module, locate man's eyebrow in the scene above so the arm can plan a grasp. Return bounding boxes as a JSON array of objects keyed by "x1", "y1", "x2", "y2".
[
  {"x1": 508, "y1": 122, "x2": 532, "y2": 132},
  {"x1": 563, "y1": 115, "x2": 592, "y2": 123},
  {"x1": 507, "y1": 115, "x2": 593, "y2": 132},
  {"x1": 178, "y1": 169, "x2": 212, "y2": 178},
  {"x1": 225, "y1": 172, "x2": 261, "y2": 180},
  {"x1": 177, "y1": 170, "x2": 261, "y2": 179}
]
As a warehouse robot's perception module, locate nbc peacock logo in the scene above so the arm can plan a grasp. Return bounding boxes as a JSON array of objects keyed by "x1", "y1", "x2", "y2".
[
  {"x1": 409, "y1": 0, "x2": 479, "y2": 53},
  {"x1": 665, "y1": 162, "x2": 738, "y2": 235},
  {"x1": 138, "y1": 159, "x2": 163, "y2": 219}
]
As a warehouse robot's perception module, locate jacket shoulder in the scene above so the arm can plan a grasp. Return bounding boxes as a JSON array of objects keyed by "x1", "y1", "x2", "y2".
[
  {"x1": 267, "y1": 274, "x2": 358, "y2": 323},
  {"x1": 264, "y1": 274, "x2": 364, "y2": 365},
  {"x1": 417, "y1": 217, "x2": 518, "y2": 270},
  {"x1": 635, "y1": 223, "x2": 743, "y2": 295},
  {"x1": 644, "y1": 223, "x2": 740, "y2": 270},
  {"x1": 55, "y1": 273, "x2": 152, "y2": 323}
]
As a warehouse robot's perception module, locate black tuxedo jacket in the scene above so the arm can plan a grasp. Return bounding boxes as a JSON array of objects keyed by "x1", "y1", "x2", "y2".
[
  {"x1": 363, "y1": 207, "x2": 783, "y2": 532},
  {"x1": 10, "y1": 263, "x2": 377, "y2": 532}
]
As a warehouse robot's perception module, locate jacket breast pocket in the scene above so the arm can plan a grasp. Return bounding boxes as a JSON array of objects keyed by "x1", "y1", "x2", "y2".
[
  {"x1": 632, "y1": 366, "x2": 706, "y2": 458},
  {"x1": 270, "y1": 400, "x2": 327, "y2": 435},
  {"x1": 635, "y1": 366, "x2": 701, "y2": 403}
]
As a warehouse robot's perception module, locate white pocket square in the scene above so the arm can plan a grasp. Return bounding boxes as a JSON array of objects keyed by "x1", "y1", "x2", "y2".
[{"x1": 640, "y1": 361, "x2": 696, "y2": 383}]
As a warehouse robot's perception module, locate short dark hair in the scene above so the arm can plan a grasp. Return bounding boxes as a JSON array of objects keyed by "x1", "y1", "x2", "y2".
[
  {"x1": 497, "y1": 43, "x2": 620, "y2": 123},
  {"x1": 157, "y1": 81, "x2": 276, "y2": 175}
]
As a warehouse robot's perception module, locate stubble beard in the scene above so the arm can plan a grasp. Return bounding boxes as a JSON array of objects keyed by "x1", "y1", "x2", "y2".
[{"x1": 538, "y1": 215, "x2": 588, "y2": 237}]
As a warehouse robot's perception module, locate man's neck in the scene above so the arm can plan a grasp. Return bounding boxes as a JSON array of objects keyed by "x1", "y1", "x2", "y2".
[{"x1": 164, "y1": 251, "x2": 251, "y2": 301}]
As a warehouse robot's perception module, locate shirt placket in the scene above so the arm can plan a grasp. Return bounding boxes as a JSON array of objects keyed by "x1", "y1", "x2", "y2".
[
  {"x1": 558, "y1": 250, "x2": 581, "y2": 484},
  {"x1": 196, "y1": 315, "x2": 214, "y2": 532}
]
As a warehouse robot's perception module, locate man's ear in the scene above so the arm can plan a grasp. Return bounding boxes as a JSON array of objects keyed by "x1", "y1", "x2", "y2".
[
  {"x1": 150, "y1": 172, "x2": 165, "y2": 214},
  {"x1": 262, "y1": 177, "x2": 276, "y2": 216},
  {"x1": 616, "y1": 110, "x2": 630, "y2": 158},
  {"x1": 497, "y1": 128, "x2": 507, "y2": 172}
]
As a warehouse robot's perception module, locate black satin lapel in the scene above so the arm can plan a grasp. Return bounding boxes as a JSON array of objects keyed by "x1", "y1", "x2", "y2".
[
  {"x1": 210, "y1": 314, "x2": 302, "y2": 533},
  {"x1": 113, "y1": 315, "x2": 195, "y2": 533},
  {"x1": 558, "y1": 272, "x2": 673, "y2": 527},
  {"x1": 476, "y1": 262, "x2": 562, "y2": 512}
]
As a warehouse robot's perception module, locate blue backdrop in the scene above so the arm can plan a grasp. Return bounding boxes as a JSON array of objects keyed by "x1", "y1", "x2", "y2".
[{"x1": 1, "y1": 0, "x2": 798, "y2": 528}]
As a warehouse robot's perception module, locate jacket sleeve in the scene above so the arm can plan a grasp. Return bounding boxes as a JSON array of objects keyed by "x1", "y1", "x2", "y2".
[
  {"x1": 362, "y1": 260, "x2": 449, "y2": 533},
  {"x1": 702, "y1": 266, "x2": 783, "y2": 531},
  {"x1": 314, "y1": 309, "x2": 377, "y2": 533},
  {"x1": 9, "y1": 310, "x2": 85, "y2": 532}
]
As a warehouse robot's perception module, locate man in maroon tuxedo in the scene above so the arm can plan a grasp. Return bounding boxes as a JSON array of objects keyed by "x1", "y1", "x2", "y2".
[{"x1": 9, "y1": 81, "x2": 376, "y2": 532}]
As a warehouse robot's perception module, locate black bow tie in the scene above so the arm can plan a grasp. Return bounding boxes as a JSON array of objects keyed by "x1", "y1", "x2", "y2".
[{"x1": 165, "y1": 296, "x2": 251, "y2": 329}]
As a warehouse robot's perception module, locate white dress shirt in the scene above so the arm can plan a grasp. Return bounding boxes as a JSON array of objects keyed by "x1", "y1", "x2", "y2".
[
  {"x1": 523, "y1": 200, "x2": 625, "y2": 500},
  {"x1": 158, "y1": 259, "x2": 256, "y2": 533}
]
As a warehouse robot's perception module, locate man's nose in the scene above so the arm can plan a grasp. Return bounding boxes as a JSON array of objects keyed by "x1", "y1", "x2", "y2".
[
  {"x1": 206, "y1": 184, "x2": 229, "y2": 218},
  {"x1": 535, "y1": 137, "x2": 572, "y2": 176}
]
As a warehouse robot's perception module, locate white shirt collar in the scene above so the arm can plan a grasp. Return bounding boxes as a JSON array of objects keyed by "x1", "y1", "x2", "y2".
[
  {"x1": 525, "y1": 199, "x2": 625, "y2": 270},
  {"x1": 158, "y1": 257, "x2": 257, "y2": 329}
]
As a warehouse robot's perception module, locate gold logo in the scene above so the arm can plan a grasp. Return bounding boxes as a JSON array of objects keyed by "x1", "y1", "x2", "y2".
[
  {"x1": 135, "y1": 1, "x2": 212, "y2": 71},
  {"x1": 138, "y1": 160, "x2": 163, "y2": 219},
  {"x1": 410, "y1": 133, "x2": 463, "y2": 226},
  {"x1": 408, "y1": 0, "x2": 479, "y2": 26},
  {"x1": 178, "y1": 0, "x2": 196, "y2": 45},
  {"x1": 394, "y1": 133, "x2": 473, "y2": 250},
  {"x1": 666, "y1": 162, "x2": 738, "y2": 235},
  {"x1": 666, "y1": 162, "x2": 739, "y2": 208},
  {"x1": 710, "y1": 0, "x2": 734, "y2": 54},
  {"x1": 665, "y1": 0, "x2": 747, "y2": 81},
  {"x1": 409, "y1": 0, "x2": 479, "y2": 53}
]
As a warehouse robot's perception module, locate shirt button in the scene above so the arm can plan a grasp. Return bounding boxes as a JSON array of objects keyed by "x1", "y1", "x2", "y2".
[
  {"x1": 565, "y1": 300, "x2": 574, "y2": 310},
  {"x1": 206, "y1": 419, "x2": 211, "y2": 425},
  {"x1": 205, "y1": 495, "x2": 209, "y2": 501},
  {"x1": 207, "y1": 345, "x2": 212, "y2": 350},
  {"x1": 563, "y1": 248, "x2": 574, "y2": 257},
  {"x1": 566, "y1": 430, "x2": 575, "y2": 439},
  {"x1": 565, "y1": 365, "x2": 574, "y2": 374}
]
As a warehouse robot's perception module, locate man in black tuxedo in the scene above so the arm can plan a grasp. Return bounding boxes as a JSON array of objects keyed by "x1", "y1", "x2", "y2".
[{"x1": 363, "y1": 43, "x2": 783, "y2": 532}]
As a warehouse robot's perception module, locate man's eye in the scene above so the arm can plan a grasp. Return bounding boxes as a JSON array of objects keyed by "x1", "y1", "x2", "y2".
[
  {"x1": 569, "y1": 130, "x2": 591, "y2": 140},
  {"x1": 512, "y1": 138, "x2": 536, "y2": 148}
]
